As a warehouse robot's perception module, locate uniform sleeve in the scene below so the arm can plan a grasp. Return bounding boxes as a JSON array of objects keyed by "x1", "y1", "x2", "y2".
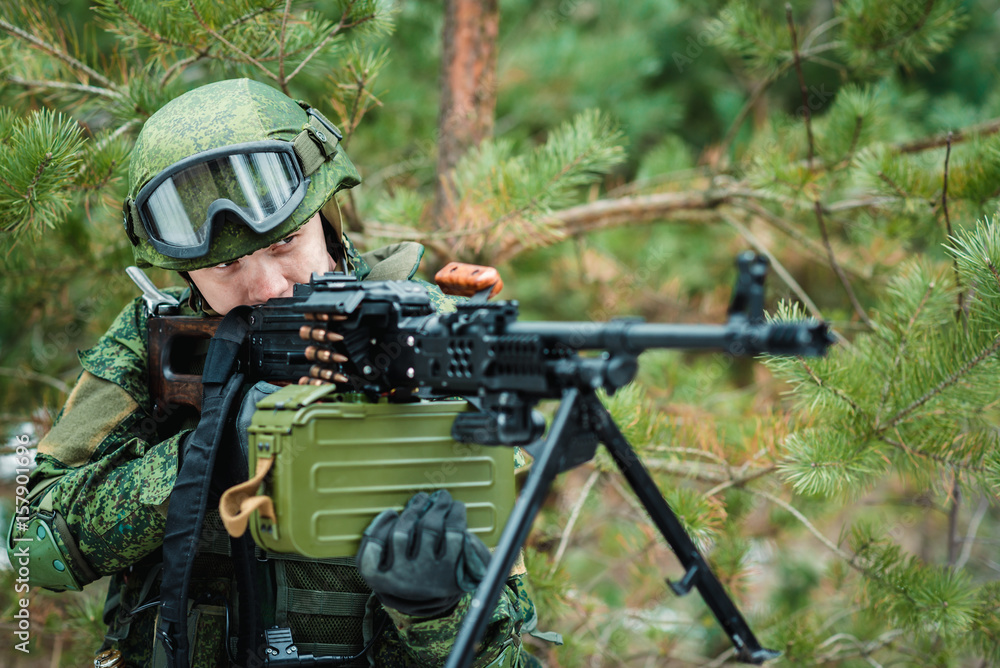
[
  {"x1": 368, "y1": 451, "x2": 542, "y2": 665},
  {"x1": 370, "y1": 540, "x2": 536, "y2": 666},
  {"x1": 17, "y1": 296, "x2": 191, "y2": 585},
  {"x1": 372, "y1": 576, "x2": 528, "y2": 667}
]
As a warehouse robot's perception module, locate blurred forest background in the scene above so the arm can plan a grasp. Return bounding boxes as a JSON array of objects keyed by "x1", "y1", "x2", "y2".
[{"x1": 2, "y1": 0, "x2": 1000, "y2": 665}]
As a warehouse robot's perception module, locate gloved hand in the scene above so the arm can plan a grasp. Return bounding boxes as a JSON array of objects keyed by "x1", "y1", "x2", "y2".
[{"x1": 356, "y1": 489, "x2": 491, "y2": 618}]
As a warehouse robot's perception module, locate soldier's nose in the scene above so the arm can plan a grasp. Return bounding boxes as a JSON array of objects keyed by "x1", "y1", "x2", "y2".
[{"x1": 246, "y1": 259, "x2": 293, "y2": 305}]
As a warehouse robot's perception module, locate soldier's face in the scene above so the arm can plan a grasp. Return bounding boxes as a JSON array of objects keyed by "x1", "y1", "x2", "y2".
[{"x1": 188, "y1": 214, "x2": 336, "y2": 315}]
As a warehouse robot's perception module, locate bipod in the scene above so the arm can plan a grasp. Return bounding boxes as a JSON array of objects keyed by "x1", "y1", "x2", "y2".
[{"x1": 444, "y1": 385, "x2": 780, "y2": 668}]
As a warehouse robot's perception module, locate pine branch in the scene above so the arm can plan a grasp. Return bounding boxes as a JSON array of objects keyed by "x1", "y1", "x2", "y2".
[
  {"x1": 898, "y1": 117, "x2": 1000, "y2": 154},
  {"x1": 791, "y1": 115, "x2": 1000, "y2": 177},
  {"x1": 642, "y1": 458, "x2": 728, "y2": 486},
  {"x1": 813, "y1": 199, "x2": 873, "y2": 328},
  {"x1": 946, "y1": 475, "x2": 961, "y2": 566},
  {"x1": 24, "y1": 150, "x2": 53, "y2": 200},
  {"x1": 547, "y1": 468, "x2": 601, "y2": 578},
  {"x1": 876, "y1": 170, "x2": 912, "y2": 199},
  {"x1": 1, "y1": 108, "x2": 87, "y2": 234},
  {"x1": 801, "y1": 16, "x2": 846, "y2": 52},
  {"x1": 887, "y1": 337, "x2": 1000, "y2": 429},
  {"x1": 841, "y1": 0, "x2": 966, "y2": 72},
  {"x1": 185, "y1": 0, "x2": 278, "y2": 82},
  {"x1": 849, "y1": 524, "x2": 979, "y2": 639},
  {"x1": 702, "y1": 464, "x2": 778, "y2": 497},
  {"x1": 940, "y1": 132, "x2": 966, "y2": 318},
  {"x1": 735, "y1": 198, "x2": 865, "y2": 279},
  {"x1": 3, "y1": 75, "x2": 121, "y2": 99},
  {"x1": 751, "y1": 488, "x2": 859, "y2": 566},
  {"x1": 824, "y1": 195, "x2": 899, "y2": 211},
  {"x1": 716, "y1": 41, "x2": 841, "y2": 162},
  {"x1": 0, "y1": 367, "x2": 69, "y2": 394},
  {"x1": 158, "y1": 6, "x2": 279, "y2": 86},
  {"x1": 109, "y1": 0, "x2": 188, "y2": 49},
  {"x1": 386, "y1": 115, "x2": 1000, "y2": 266},
  {"x1": 881, "y1": 436, "x2": 987, "y2": 473},
  {"x1": 544, "y1": 190, "x2": 724, "y2": 231},
  {"x1": 286, "y1": 1, "x2": 353, "y2": 82},
  {"x1": 285, "y1": 0, "x2": 382, "y2": 84},
  {"x1": 647, "y1": 445, "x2": 728, "y2": 465},
  {"x1": 814, "y1": 629, "x2": 907, "y2": 665},
  {"x1": 329, "y1": 45, "x2": 388, "y2": 144},
  {"x1": 865, "y1": 0, "x2": 936, "y2": 52},
  {"x1": 498, "y1": 117, "x2": 621, "y2": 223},
  {"x1": 954, "y1": 496, "x2": 989, "y2": 570},
  {"x1": 786, "y1": 5, "x2": 816, "y2": 165},
  {"x1": 0, "y1": 17, "x2": 117, "y2": 90},
  {"x1": 798, "y1": 359, "x2": 866, "y2": 416},
  {"x1": 873, "y1": 281, "x2": 935, "y2": 430},
  {"x1": 278, "y1": 0, "x2": 293, "y2": 87}
]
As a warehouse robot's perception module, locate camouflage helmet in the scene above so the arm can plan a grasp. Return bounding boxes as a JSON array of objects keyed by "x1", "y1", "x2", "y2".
[{"x1": 124, "y1": 78, "x2": 360, "y2": 271}]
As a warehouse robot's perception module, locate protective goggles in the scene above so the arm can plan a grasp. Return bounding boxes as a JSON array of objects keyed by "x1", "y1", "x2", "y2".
[{"x1": 132, "y1": 141, "x2": 309, "y2": 260}]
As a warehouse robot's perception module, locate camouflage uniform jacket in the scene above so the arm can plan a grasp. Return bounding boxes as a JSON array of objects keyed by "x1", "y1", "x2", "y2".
[{"x1": 17, "y1": 241, "x2": 543, "y2": 667}]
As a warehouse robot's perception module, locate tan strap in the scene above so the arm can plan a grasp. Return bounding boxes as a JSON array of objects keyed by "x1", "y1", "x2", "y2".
[{"x1": 219, "y1": 457, "x2": 276, "y2": 537}]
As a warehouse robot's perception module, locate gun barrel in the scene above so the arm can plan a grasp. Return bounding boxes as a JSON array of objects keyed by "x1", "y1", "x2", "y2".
[{"x1": 506, "y1": 318, "x2": 831, "y2": 357}]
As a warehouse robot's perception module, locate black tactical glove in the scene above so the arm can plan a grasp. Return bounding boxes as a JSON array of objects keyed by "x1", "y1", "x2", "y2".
[{"x1": 356, "y1": 489, "x2": 491, "y2": 618}]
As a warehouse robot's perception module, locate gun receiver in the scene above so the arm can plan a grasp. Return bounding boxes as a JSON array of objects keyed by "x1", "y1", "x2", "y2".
[{"x1": 141, "y1": 252, "x2": 832, "y2": 665}]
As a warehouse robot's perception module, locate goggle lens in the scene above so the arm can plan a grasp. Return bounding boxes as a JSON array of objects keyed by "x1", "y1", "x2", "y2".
[{"x1": 136, "y1": 144, "x2": 306, "y2": 257}]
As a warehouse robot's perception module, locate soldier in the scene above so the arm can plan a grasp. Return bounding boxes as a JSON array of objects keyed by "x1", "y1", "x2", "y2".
[{"x1": 12, "y1": 79, "x2": 544, "y2": 667}]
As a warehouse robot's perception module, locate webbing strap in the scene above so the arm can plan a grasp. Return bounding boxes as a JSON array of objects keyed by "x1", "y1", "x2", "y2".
[
  {"x1": 292, "y1": 112, "x2": 340, "y2": 177},
  {"x1": 266, "y1": 552, "x2": 357, "y2": 566},
  {"x1": 285, "y1": 589, "x2": 369, "y2": 617},
  {"x1": 158, "y1": 306, "x2": 251, "y2": 668}
]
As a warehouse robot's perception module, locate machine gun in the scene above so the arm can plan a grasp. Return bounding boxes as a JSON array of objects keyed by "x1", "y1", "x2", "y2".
[{"x1": 133, "y1": 252, "x2": 832, "y2": 665}]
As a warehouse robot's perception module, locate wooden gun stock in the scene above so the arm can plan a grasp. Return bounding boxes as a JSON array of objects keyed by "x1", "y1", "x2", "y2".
[{"x1": 148, "y1": 316, "x2": 221, "y2": 415}]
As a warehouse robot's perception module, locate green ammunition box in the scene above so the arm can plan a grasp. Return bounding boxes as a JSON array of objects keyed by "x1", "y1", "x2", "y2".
[{"x1": 247, "y1": 383, "x2": 515, "y2": 559}]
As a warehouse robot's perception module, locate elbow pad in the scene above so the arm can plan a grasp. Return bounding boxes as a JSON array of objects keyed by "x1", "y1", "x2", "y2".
[{"x1": 7, "y1": 489, "x2": 97, "y2": 592}]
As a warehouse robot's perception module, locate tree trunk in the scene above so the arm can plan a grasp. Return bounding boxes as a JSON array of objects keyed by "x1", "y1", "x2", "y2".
[{"x1": 433, "y1": 0, "x2": 498, "y2": 234}]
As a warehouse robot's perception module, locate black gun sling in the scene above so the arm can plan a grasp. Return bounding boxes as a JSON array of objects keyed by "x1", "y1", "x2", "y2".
[{"x1": 158, "y1": 306, "x2": 259, "y2": 668}]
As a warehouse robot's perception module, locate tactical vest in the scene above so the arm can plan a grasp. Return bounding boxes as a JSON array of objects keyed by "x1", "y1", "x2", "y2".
[{"x1": 151, "y1": 511, "x2": 376, "y2": 667}]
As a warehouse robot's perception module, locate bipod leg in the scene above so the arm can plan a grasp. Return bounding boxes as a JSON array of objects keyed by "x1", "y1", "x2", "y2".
[
  {"x1": 582, "y1": 391, "x2": 780, "y2": 665},
  {"x1": 445, "y1": 388, "x2": 592, "y2": 668}
]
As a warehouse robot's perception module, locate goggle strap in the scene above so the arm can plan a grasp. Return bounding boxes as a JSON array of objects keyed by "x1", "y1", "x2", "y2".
[
  {"x1": 293, "y1": 111, "x2": 341, "y2": 177},
  {"x1": 124, "y1": 197, "x2": 149, "y2": 243}
]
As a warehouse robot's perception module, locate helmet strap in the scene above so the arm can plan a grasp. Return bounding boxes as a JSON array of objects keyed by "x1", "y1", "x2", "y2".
[
  {"x1": 177, "y1": 271, "x2": 208, "y2": 314},
  {"x1": 320, "y1": 197, "x2": 354, "y2": 274}
]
